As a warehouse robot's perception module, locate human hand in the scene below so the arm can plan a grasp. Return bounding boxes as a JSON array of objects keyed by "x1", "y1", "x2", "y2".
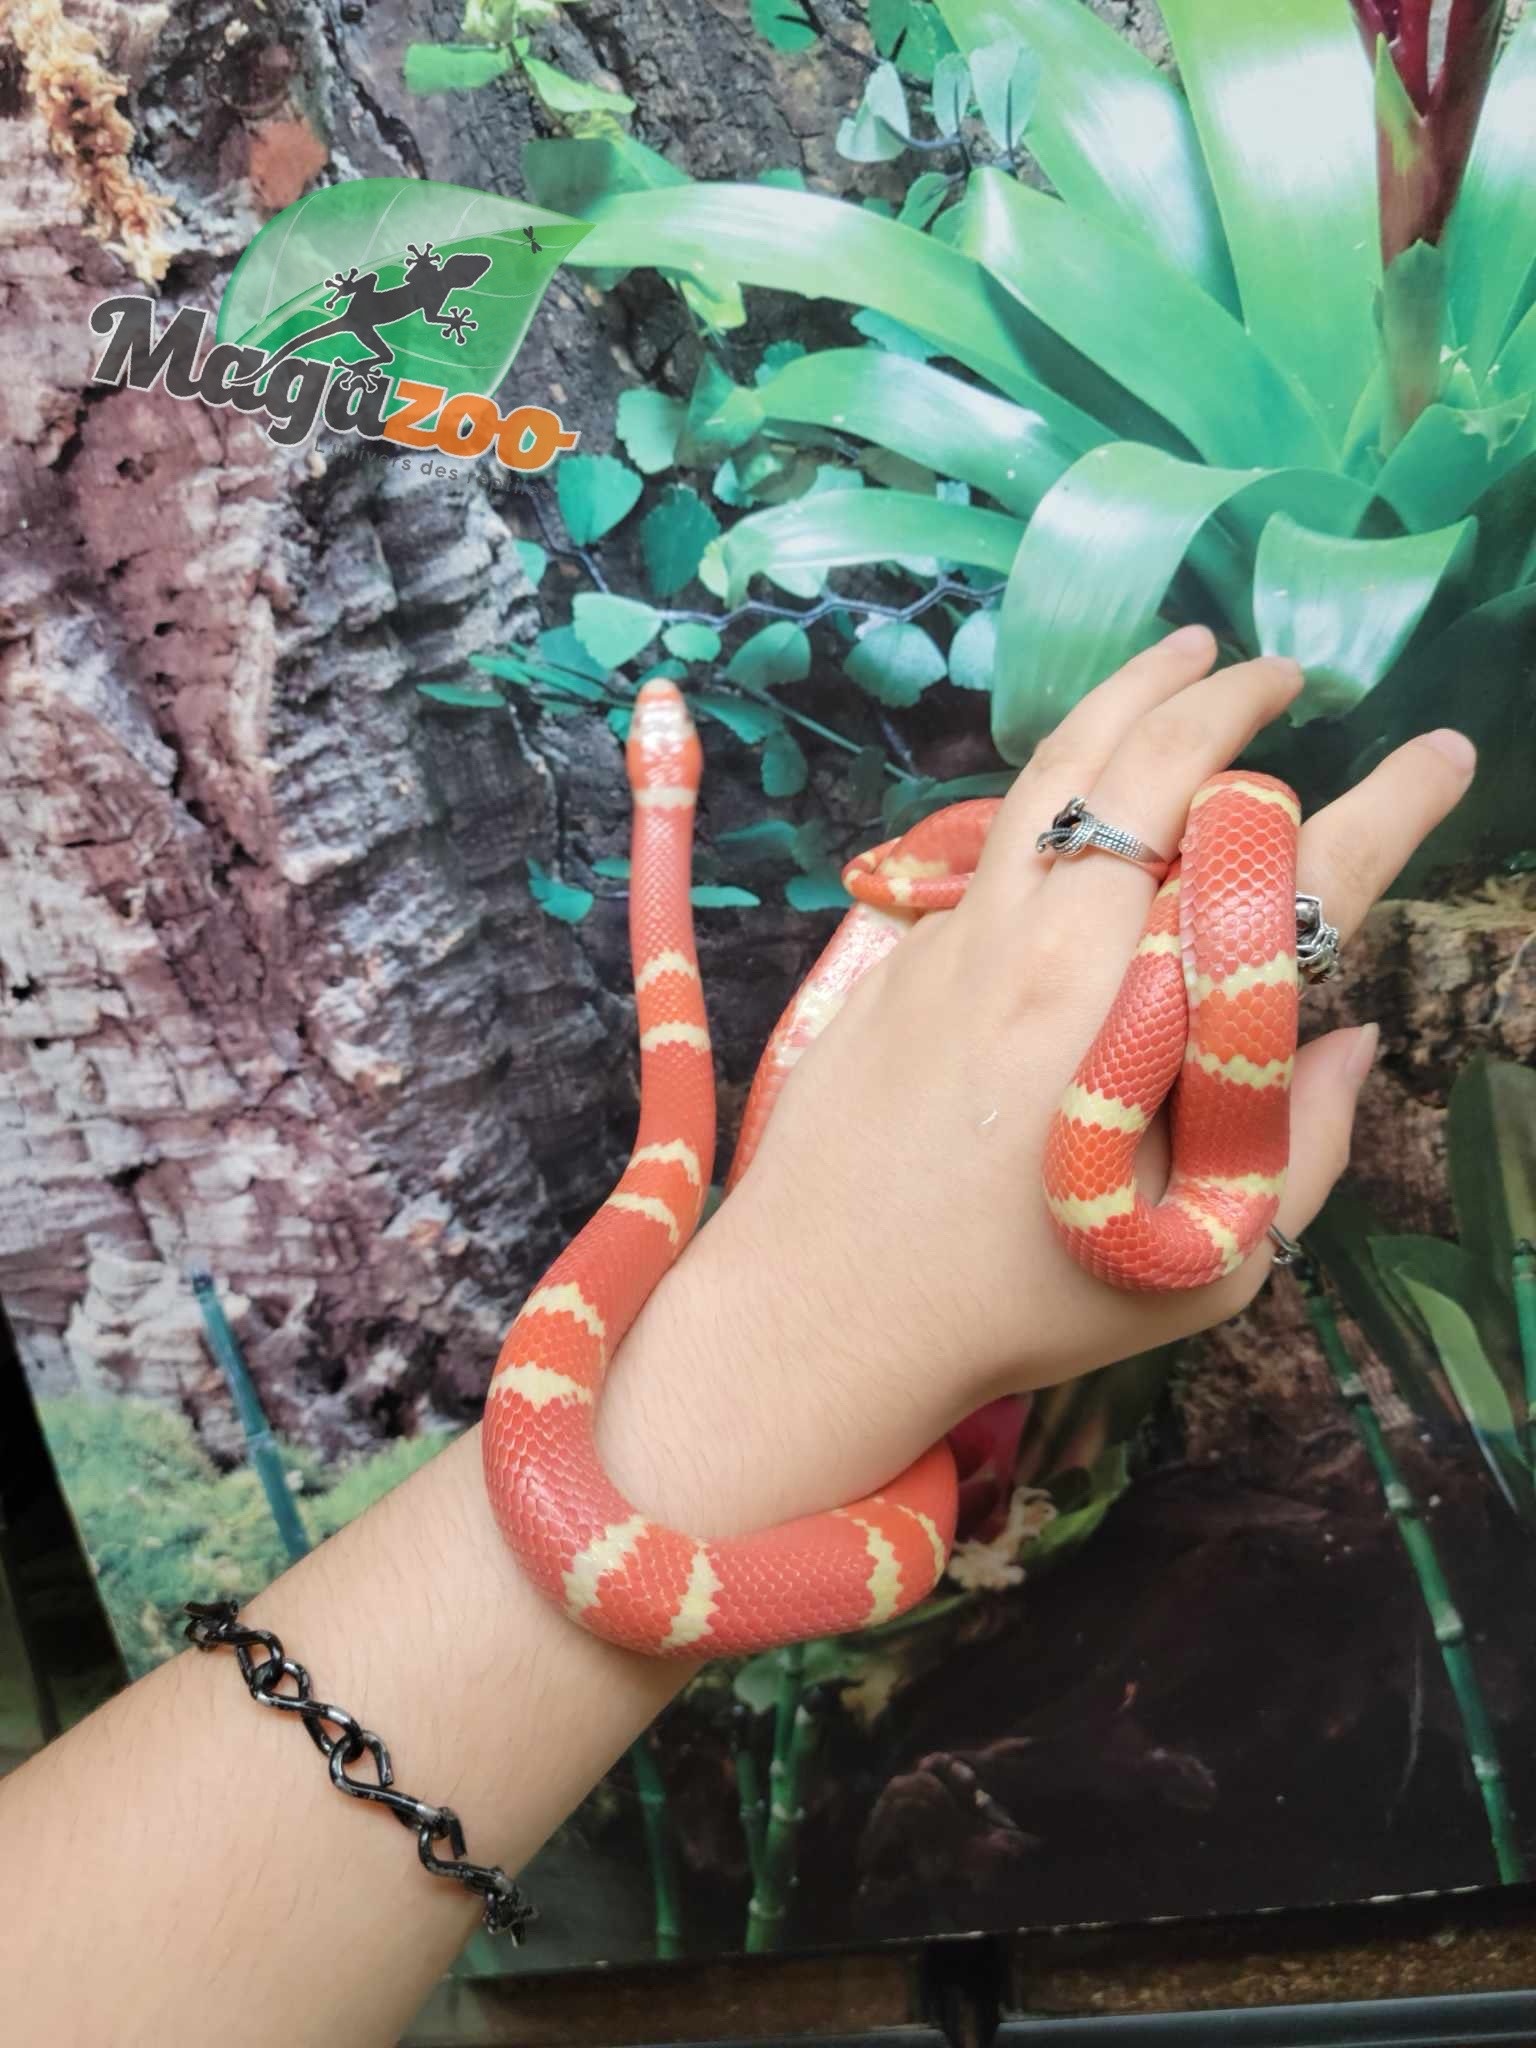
[{"x1": 599, "y1": 627, "x2": 1475, "y2": 1540}]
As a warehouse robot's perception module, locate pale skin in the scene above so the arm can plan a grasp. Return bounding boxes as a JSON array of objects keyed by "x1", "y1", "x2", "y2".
[{"x1": 0, "y1": 630, "x2": 1476, "y2": 2045}]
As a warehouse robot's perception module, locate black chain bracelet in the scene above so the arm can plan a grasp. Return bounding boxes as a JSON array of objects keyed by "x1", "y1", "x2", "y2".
[{"x1": 184, "y1": 1599, "x2": 534, "y2": 1941}]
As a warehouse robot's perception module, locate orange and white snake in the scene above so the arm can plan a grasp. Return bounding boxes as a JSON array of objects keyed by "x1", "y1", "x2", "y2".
[{"x1": 483, "y1": 679, "x2": 1300, "y2": 1657}]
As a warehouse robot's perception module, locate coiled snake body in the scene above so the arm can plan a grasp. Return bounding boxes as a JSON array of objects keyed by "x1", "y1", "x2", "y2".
[{"x1": 483, "y1": 680, "x2": 1300, "y2": 1656}]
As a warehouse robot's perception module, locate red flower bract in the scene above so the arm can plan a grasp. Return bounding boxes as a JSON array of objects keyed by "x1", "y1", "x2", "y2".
[{"x1": 946, "y1": 1393, "x2": 1032, "y2": 1545}]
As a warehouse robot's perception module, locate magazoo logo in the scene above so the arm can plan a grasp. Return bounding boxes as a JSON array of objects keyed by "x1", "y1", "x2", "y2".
[{"x1": 88, "y1": 178, "x2": 590, "y2": 471}]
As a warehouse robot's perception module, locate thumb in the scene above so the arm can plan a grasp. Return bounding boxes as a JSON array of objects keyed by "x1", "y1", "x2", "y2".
[{"x1": 1273, "y1": 1022, "x2": 1381, "y2": 1238}]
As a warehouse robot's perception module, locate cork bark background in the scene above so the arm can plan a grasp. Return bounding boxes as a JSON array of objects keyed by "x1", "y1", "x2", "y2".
[{"x1": 2, "y1": 0, "x2": 1534, "y2": 1490}]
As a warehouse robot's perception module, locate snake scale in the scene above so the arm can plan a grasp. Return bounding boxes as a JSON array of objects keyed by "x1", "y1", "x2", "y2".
[{"x1": 482, "y1": 679, "x2": 1300, "y2": 1656}]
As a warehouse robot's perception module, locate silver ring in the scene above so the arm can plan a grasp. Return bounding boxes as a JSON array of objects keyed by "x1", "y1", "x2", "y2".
[
  {"x1": 1036, "y1": 797, "x2": 1171, "y2": 874},
  {"x1": 1269, "y1": 1223, "x2": 1305, "y2": 1267},
  {"x1": 1295, "y1": 893, "x2": 1342, "y2": 984}
]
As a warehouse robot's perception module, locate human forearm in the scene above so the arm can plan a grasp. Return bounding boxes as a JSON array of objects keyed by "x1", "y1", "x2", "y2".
[{"x1": 0, "y1": 1423, "x2": 688, "y2": 2047}]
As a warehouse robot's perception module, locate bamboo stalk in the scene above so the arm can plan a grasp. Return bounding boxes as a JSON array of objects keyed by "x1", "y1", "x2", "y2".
[
  {"x1": 731, "y1": 1704, "x2": 767, "y2": 1885},
  {"x1": 745, "y1": 1647, "x2": 818, "y2": 1954},
  {"x1": 628, "y1": 1737, "x2": 682, "y2": 1959},
  {"x1": 189, "y1": 1268, "x2": 310, "y2": 1564},
  {"x1": 1513, "y1": 1241, "x2": 1536, "y2": 1455},
  {"x1": 1297, "y1": 1254, "x2": 1527, "y2": 1884}
]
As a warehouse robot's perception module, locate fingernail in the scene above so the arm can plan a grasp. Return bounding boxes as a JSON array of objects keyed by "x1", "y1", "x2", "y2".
[
  {"x1": 1161, "y1": 623, "x2": 1212, "y2": 652},
  {"x1": 1420, "y1": 728, "x2": 1476, "y2": 775},
  {"x1": 1346, "y1": 1021, "x2": 1380, "y2": 1085}
]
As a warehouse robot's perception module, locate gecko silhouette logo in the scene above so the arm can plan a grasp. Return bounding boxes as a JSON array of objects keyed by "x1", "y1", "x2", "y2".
[{"x1": 87, "y1": 179, "x2": 591, "y2": 473}]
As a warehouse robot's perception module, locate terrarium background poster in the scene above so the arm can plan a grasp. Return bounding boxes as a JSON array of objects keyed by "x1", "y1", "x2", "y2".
[{"x1": 4, "y1": 0, "x2": 1536, "y2": 1983}]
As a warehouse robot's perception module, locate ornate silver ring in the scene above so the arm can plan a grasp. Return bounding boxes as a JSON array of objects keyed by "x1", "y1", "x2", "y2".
[
  {"x1": 1295, "y1": 893, "x2": 1343, "y2": 984},
  {"x1": 1036, "y1": 797, "x2": 1171, "y2": 875}
]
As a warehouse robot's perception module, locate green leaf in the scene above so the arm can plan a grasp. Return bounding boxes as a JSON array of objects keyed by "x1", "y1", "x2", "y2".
[
  {"x1": 718, "y1": 819, "x2": 799, "y2": 857},
  {"x1": 536, "y1": 625, "x2": 610, "y2": 682},
  {"x1": 1448, "y1": 1059, "x2": 1536, "y2": 1306},
  {"x1": 1488, "y1": 301, "x2": 1536, "y2": 406},
  {"x1": 756, "y1": 339, "x2": 808, "y2": 385},
  {"x1": 695, "y1": 692, "x2": 783, "y2": 743},
  {"x1": 725, "y1": 622, "x2": 813, "y2": 688},
  {"x1": 512, "y1": 540, "x2": 548, "y2": 587},
  {"x1": 417, "y1": 682, "x2": 506, "y2": 708},
  {"x1": 1445, "y1": 20, "x2": 1536, "y2": 381},
  {"x1": 1323, "y1": 586, "x2": 1536, "y2": 889},
  {"x1": 523, "y1": 133, "x2": 688, "y2": 219},
  {"x1": 641, "y1": 485, "x2": 723, "y2": 598},
  {"x1": 751, "y1": 0, "x2": 818, "y2": 51},
  {"x1": 606, "y1": 706, "x2": 633, "y2": 742},
  {"x1": 786, "y1": 869, "x2": 854, "y2": 911},
  {"x1": 561, "y1": 181, "x2": 1132, "y2": 421},
  {"x1": 761, "y1": 730, "x2": 809, "y2": 797},
  {"x1": 933, "y1": 0, "x2": 1236, "y2": 311},
  {"x1": 947, "y1": 607, "x2": 997, "y2": 690},
  {"x1": 616, "y1": 389, "x2": 687, "y2": 475},
  {"x1": 526, "y1": 858, "x2": 594, "y2": 924},
  {"x1": 705, "y1": 488, "x2": 1024, "y2": 606},
  {"x1": 871, "y1": 0, "x2": 956, "y2": 80},
  {"x1": 520, "y1": 55, "x2": 635, "y2": 117},
  {"x1": 1373, "y1": 396, "x2": 1534, "y2": 529},
  {"x1": 968, "y1": 39, "x2": 1038, "y2": 154},
  {"x1": 1024, "y1": 1444, "x2": 1131, "y2": 1570},
  {"x1": 758, "y1": 168, "x2": 809, "y2": 192},
  {"x1": 931, "y1": 51, "x2": 971, "y2": 135},
  {"x1": 838, "y1": 63, "x2": 913, "y2": 163},
  {"x1": 683, "y1": 358, "x2": 766, "y2": 457},
  {"x1": 591, "y1": 856, "x2": 631, "y2": 879},
  {"x1": 949, "y1": 167, "x2": 1332, "y2": 470},
  {"x1": 662, "y1": 622, "x2": 722, "y2": 663},
  {"x1": 556, "y1": 453, "x2": 643, "y2": 544},
  {"x1": 1153, "y1": 0, "x2": 1379, "y2": 441},
  {"x1": 757, "y1": 346, "x2": 1083, "y2": 516},
  {"x1": 690, "y1": 884, "x2": 761, "y2": 909},
  {"x1": 1252, "y1": 514, "x2": 1476, "y2": 714},
  {"x1": 404, "y1": 43, "x2": 513, "y2": 93},
  {"x1": 851, "y1": 309, "x2": 943, "y2": 363},
  {"x1": 845, "y1": 621, "x2": 947, "y2": 705},
  {"x1": 217, "y1": 180, "x2": 589, "y2": 399},
  {"x1": 1305, "y1": 1192, "x2": 1450, "y2": 1429},
  {"x1": 882, "y1": 769, "x2": 1014, "y2": 834},
  {"x1": 1372, "y1": 1238, "x2": 1531, "y2": 1512},
  {"x1": 899, "y1": 171, "x2": 952, "y2": 232},
  {"x1": 571, "y1": 593, "x2": 662, "y2": 668},
  {"x1": 991, "y1": 443, "x2": 1371, "y2": 760},
  {"x1": 791, "y1": 818, "x2": 834, "y2": 871},
  {"x1": 1380, "y1": 240, "x2": 1448, "y2": 453}
]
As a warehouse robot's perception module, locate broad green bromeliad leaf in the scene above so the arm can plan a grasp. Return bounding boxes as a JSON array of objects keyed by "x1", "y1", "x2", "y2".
[
  {"x1": 1448, "y1": 1059, "x2": 1536, "y2": 1308},
  {"x1": 934, "y1": 0, "x2": 1237, "y2": 311},
  {"x1": 1155, "y1": 0, "x2": 1380, "y2": 443},
  {"x1": 1373, "y1": 397, "x2": 1535, "y2": 529},
  {"x1": 217, "y1": 180, "x2": 588, "y2": 400},
  {"x1": 990, "y1": 443, "x2": 1371, "y2": 760},
  {"x1": 1252, "y1": 513, "x2": 1476, "y2": 713},
  {"x1": 1306, "y1": 1192, "x2": 1450, "y2": 1429},
  {"x1": 1371, "y1": 1235, "x2": 1532, "y2": 1514},
  {"x1": 948, "y1": 168, "x2": 1331, "y2": 470},
  {"x1": 755, "y1": 347, "x2": 1087, "y2": 515},
  {"x1": 560, "y1": 181, "x2": 1110, "y2": 438},
  {"x1": 1445, "y1": 18, "x2": 1536, "y2": 382},
  {"x1": 703, "y1": 489, "x2": 1023, "y2": 604}
]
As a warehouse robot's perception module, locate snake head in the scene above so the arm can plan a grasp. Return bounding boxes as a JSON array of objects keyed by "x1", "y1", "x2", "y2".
[{"x1": 626, "y1": 679, "x2": 702, "y2": 799}]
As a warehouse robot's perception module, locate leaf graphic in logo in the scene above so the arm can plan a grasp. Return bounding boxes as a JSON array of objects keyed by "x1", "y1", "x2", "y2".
[{"x1": 216, "y1": 178, "x2": 590, "y2": 400}]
